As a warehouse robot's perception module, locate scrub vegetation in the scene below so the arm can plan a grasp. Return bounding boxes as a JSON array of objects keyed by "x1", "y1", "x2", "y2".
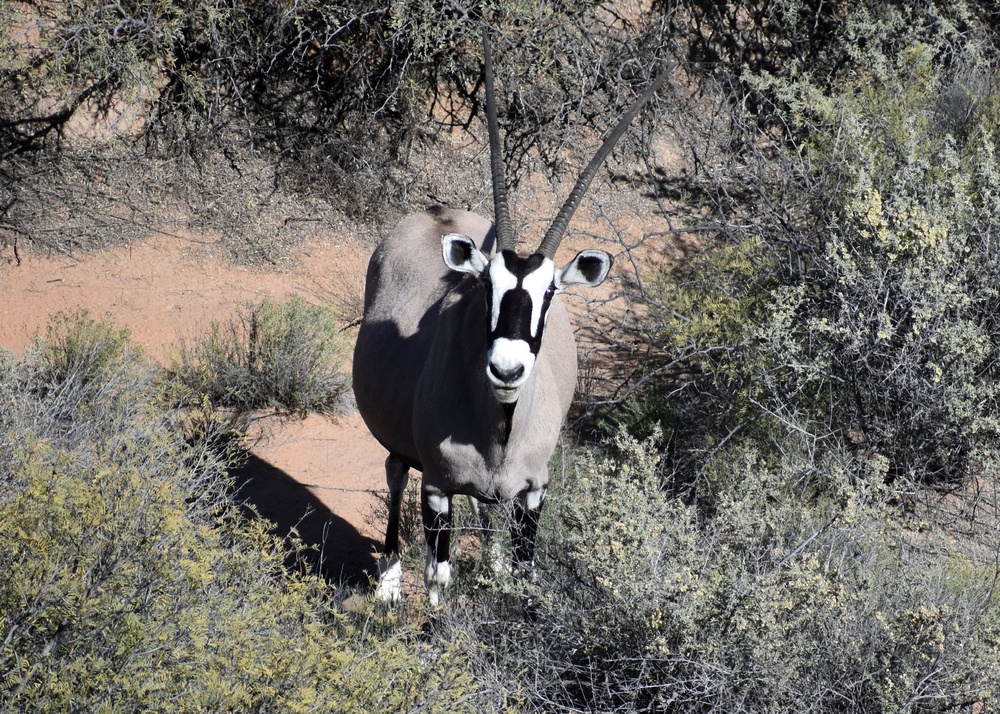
[{"x1": 3, "y1": 1, "x2": 1000, "y2": 711}]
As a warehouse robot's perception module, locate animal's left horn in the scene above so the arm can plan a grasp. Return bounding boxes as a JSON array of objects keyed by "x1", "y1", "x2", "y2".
[
  {"x1": 536, "y1": 68, "x2": 668, "y2": 259},
  {"x1": 483, "y1": 25, "x2": 516, "y2": 253}
]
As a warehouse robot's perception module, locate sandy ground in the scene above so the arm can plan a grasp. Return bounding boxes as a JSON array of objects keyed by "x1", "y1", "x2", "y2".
[
  {"x1": 0, "y1": 195, "x2": 671, "y2": 588},
  {"x1": 1, "y1": 234, "x2": 388, "y2": 585}
]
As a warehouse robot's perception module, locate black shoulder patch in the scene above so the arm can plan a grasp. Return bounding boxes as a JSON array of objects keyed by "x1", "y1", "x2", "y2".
[{"x1": 427, "y1": 204, "x2": 454, "y2": 230}]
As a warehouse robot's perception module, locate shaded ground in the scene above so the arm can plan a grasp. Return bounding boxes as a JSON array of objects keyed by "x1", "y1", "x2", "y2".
[
  {"x1": 0, "y1": 233, "x2": 389, "y2": 587},
  {"x1": 233, "y1": 446, "x2": 379, "y2": 586},
  {"x1": 241, "y1": 413, "x2": 387, "y2": 585},
  {"x1": 0, "y1": 185, "x2": 672, "y2": 590}
]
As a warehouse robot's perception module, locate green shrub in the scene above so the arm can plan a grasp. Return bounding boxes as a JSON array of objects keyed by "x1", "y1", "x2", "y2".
[
  {"x1": 732, "y1": 36, "x2": 1000, "y2": 489},
  {"x1": 445, "y1": 429, "x2": 1000, "y2": 712},
  {"x1": 621, "y1": 2, "x2": 1000, "y2": 498},
  {"x1": 167, "y1": 296, "x2": 349, "y2": 418},
  {"x1": 791, "y1": 41, "x2": 1000, "y2": 487},
  {"x1": 0, "y1": 311, "x2": 484, "y2": 712},
  {"x1": 607, "y1": 235, "x2": 779, "y2": 505},
  {"x1": 26, "y1": 309, "x2": 139, "y2": 391}
]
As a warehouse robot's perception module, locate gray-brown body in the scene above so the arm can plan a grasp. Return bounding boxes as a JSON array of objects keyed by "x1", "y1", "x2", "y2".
[
  {"x1": 354, "y1": 27, "x2": 659, "y2": 604},
  {"x1": 353, "y1": 206, "x2": 577, "y2": 504}
]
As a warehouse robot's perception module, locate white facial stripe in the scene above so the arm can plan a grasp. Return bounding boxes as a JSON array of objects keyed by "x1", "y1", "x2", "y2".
[
  {"x1": 489, "y1": 254, "x2": 518, "y2": 332},
  {"x1": 520, "y1": 258, "x2": 555, "y2": 337}
]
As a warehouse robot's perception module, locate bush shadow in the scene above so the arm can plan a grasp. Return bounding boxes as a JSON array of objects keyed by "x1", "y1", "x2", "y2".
[{"x1": 232, "y1": 451, "x2": 380, "y2": 587}]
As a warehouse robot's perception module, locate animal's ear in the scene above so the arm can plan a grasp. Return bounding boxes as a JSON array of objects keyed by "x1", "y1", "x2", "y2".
[
  {"x1": 442, "y1": 233, "x2": 489, "y2": 276},
  {"x1": 556, "y1": 249, "x2": 613, "y2": 289}
]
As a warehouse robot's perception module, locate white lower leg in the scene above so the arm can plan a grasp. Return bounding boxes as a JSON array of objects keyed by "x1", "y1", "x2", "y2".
[
  {"x1": 375, "y1": 554, "x2": 403, "y2": 603},
  {"x1": 424, "y1": 548, "x2": 451, "y2": 606},
  {"x1": 471, "y1": 497, "x2": 509, "y2": 576}
]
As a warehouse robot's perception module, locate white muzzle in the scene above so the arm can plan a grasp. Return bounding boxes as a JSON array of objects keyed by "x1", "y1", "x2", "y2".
[{"x1": 486, "y1": 338, "x2": 534, "y2": 403}]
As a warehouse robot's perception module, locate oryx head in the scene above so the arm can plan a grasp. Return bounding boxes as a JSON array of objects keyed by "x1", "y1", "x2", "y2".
[
  {"x1": 440, "y1": 27, "x2": 663, "y2": 404},
  {"x1": 442, "y1": 234, "x2": 611, "y2": 402}
]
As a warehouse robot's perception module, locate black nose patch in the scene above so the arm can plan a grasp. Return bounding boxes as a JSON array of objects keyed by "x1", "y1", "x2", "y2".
[{"x1": 489, "y1": 360, "x2": 525, "y2": 384}]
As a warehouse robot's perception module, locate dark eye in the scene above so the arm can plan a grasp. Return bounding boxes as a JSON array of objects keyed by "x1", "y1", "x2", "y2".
[{"x1": 545, "y1": 284, "x2": 556, "y2": 298}]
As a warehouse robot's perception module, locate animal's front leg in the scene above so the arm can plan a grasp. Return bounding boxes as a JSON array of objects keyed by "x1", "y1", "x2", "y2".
[
  {"x1": 512, "y1": 487, "x2": 546, "y2": 579},
  {"x1": 421, "y1": 487, "x2": 453, "y2": 606},
  {"x1": 376, "y1": 454, "x2": 410, "y2": 603}
]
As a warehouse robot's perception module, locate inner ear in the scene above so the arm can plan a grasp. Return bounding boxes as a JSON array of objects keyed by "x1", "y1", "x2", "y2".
[
  {"x1": 556, "y1": 249, "x2": 613, "y2": 288},
  {"x1": 442, "y1": 233, "x2": 489, "y2": 275}
]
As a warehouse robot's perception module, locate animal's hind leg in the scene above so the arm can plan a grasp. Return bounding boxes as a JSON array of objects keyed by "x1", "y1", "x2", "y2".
[
  {"x1": 375, "y1": 454, "x2": 409, "y2": 603},
  {"x1": 422, "y1": 486, "x2": 453, "y2": 606},
  {"x1": 512, "y1": 488, "x2": 547, "y2": 579}
]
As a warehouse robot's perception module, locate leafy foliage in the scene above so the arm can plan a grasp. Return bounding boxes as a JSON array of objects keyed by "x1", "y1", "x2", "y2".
[
  {"x1": 780, "y1": 41, "x2": 1000, "y2": 487},
  {"x1": 444, "y1": 431, "x2": 1000, "y2": 712},
  {"x1": 493, "y1": 4, "x2": 1000, "y2": 706},
  {"x1": 620, "y1": 0, "x2": 1000, "y2": 497},
  {"x1": 166, "y1": 296, "x2": 349, "y2": 418},
  {"x1": 0, "y1": 313, "x2": 482, "y2": 712}
]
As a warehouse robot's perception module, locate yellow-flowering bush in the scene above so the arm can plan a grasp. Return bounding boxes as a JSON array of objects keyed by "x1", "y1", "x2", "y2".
[
  {"x1": 0, "y1": 314, "x2": 482, "y2": 712},
  {"x1": 620, "y1": 2, "x2": 1000, "y2": 500},
  {"x1": 439, "y1": 430, "x2": 1000, "y2": 711}
]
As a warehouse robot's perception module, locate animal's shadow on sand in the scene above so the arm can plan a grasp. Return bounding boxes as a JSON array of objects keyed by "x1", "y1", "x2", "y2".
[{"x1": 232, "y1": 452, "x2": 380, "y2": 587}]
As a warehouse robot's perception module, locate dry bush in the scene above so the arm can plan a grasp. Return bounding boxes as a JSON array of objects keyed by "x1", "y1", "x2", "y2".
[
  {"x1": 165, "y1": 296, "x2": 350, "y2": 419},
  {"x1": 0, "y1": 311, "x2": 484, "y2": 712},
  {"x1": 438, "y1": 430, "x2": 1000, "y2": 712},
  {"x1": 0, "y1": 1, "x2": 670, "y2": 263}
]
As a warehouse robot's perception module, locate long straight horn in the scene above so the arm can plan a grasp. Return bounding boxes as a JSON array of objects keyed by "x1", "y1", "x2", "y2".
[
  {"x1": 483, "y1": 25, "x2": 516, "y2": 253},
  {"x1": 536, "y1": 69, "x2": 669, "y2": 259}
]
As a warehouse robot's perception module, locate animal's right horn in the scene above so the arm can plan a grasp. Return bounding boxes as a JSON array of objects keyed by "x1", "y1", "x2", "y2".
[
  {"x1": 536, "y1": 68, "x2": 668, "y2": 259},
  {"x1": 482, "y1": 25, "x2": 516, "y2": 253}
]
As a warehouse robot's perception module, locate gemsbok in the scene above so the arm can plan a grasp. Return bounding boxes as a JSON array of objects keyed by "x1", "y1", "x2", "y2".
[{"x1": 353, "y1": 28, "x2": 664, "y2": 604}]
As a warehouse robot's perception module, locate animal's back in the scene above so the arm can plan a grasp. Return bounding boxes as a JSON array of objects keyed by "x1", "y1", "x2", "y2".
[{"x1": 352, "y1": 206, "x2": 495, "y2": 465}]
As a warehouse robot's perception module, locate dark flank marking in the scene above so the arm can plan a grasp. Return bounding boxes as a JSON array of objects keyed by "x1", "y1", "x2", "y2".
[{"x1": 426, "y1": 204, "x2": 454, "y2": 230}]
